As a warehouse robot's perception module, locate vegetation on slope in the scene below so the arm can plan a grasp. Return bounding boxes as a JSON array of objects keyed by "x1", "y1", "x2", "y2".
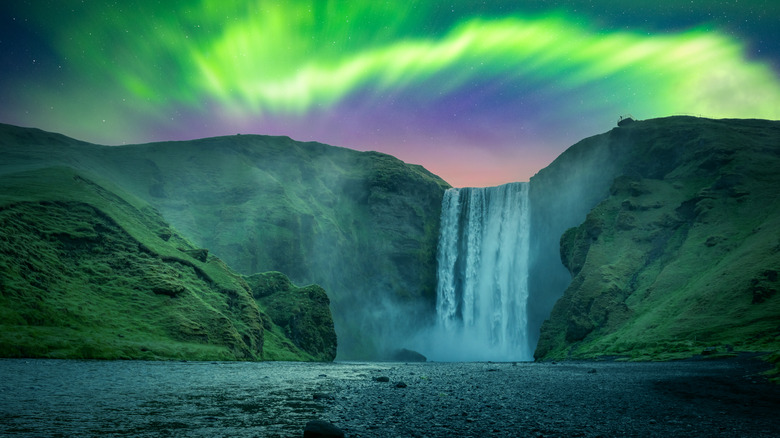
[
  {"x1": 246, "y1": 271, "x2": 337, "y2": 361},
  {"x1": 0, "y1": 125, "x2": 449, "y2": 359},
  {"x1": 535, "y1": 117, "x2": 780, "y2": 361},
  {"x1": 0, "y1": 166, "x2": 335, "y2": 361},
  {"x1": 111, "y1": 136, "x2": 449, "y2": 359}
]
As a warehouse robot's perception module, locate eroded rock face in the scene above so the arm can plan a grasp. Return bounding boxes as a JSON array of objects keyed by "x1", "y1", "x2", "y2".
[
  {"x1": 534, "y1": 117, "x2": 780, "y2": 360},
  {"x1": 247, "y1": 272, "x2": 337, "y2": 361}
]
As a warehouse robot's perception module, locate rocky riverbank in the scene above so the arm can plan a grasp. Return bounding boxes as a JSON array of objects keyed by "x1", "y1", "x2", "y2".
[
  {"x1": 316, "y1": 356, "x2": 779, "y2": 437},
  {"x1": 1, "y1": 358, "x2": 777, "y2": 437}
]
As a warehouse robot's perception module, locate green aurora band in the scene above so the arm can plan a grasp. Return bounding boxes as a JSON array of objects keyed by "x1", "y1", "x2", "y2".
[{"x1": 2, "y1": 1, "x2": 780, "y2": 185}]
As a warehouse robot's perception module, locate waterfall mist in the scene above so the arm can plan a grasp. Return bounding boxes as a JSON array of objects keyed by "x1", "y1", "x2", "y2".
[{"x1": 424, "y1": 182, "x2": 532, "y2": 361}]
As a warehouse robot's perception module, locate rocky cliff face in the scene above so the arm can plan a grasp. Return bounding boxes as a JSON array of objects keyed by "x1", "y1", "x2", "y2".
[
  {"x1": 528, "y1": 126, "x2": 625, "y2": 351},
  {"x1": 0, "y1": 166, "x2": 335, "y2": 361},
  {"x1": 0, "y1": 124, "x2": 449, "y2": 359},
  {"x1": 533, "y1": 117, "x2": 780, "y2": 360},
  {"x1": 247, "y1": 271, "x2": 337, "y2": 362}
]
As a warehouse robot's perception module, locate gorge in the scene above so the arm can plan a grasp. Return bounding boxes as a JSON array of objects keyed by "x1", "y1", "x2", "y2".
[{"x1": 1, "y1": 116, "x2": 779, "y2": 364}]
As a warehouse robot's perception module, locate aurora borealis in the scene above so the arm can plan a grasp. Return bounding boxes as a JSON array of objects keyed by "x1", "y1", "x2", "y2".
[{"x1": 2, "y1": 1, "x2": 779, "y2": 187}]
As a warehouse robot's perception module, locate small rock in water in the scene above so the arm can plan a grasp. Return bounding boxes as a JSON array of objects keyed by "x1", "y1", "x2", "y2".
[
  {"x1": 373, "y1": 376, "x2": 390, "y2": 382},
  {"x1": 312, "y1": 393, "x2": 335, "y2": 400},
  {"x1": 395, "y1": 381, "x2": 407, "y2": 388},
  {"x1": 303, "y1": 420, "x2": 345, "y2": 438},
  {"x1": 587, "y1": 368, "x2": 597, "y2": 374}
]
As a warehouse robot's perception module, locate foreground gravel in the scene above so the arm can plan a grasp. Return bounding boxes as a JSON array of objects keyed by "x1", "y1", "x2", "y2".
[{"x1": 318, "y1": 356, "x2": 779, "y2": 437}]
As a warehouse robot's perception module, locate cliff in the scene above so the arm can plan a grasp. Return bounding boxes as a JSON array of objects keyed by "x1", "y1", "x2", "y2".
[
  {"x1": 0, "y1": 124, "x2": 449, "y2": 359},
  {"x1": 534, "y1": 117, "x2": 780, "y2": 360},
  {"x1": 246, "y1": 271, "x2": 337, "y2": 362},
  {"x1": 0, "y1": 166, "x2": 335, "y2": 361}
]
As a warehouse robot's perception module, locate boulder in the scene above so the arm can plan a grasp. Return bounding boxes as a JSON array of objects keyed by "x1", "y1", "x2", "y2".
[
  {"x1": 303, "y1": 420, "x2": 345, "y2": 438},
  {"x1": 389, "y1": 348, "x2": 427, "y2": 362}
]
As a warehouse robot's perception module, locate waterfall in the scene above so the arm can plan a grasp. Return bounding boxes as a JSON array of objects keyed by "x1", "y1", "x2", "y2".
[{"x1": 432, "y1": 182, "x2": 531, "y2": 361}]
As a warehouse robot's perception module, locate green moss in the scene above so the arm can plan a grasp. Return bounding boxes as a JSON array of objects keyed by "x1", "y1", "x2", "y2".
[
  {"x1": 536, "y1": 117, "x2": 780, "y2": 362},
  {"x1": 0, "y1": 167, "x2": 335, "y2": 361},
  {"x1": 764, "y1": 352, "x2": 780, "y2": 383},
  {"x1": 246, "y1": 271, "x2": 294, "y2": 298},
  {"x1": 1, "y1": 126, "x2": 449, "y2": 359},
  {"x1": 248, "y1": 273, "x2": 337, "y2": 361}
]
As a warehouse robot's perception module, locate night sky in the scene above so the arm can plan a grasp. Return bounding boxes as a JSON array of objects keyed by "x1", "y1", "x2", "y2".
[{"x1": 2, "y1": 1, "x2": 779, "y2": 187}]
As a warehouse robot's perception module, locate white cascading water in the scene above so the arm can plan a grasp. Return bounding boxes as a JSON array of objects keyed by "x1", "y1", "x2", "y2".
[{"x1": 431, "y1": 182, "x2": 532, "y2": 361}]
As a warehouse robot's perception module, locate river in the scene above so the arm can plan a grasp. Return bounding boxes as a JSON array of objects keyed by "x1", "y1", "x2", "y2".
[
  {"x1": 0, "y1": 359, "x2": 384, "y2": 437},
  {"x1": 2, "y1": 358, "x2": 779, "y2": 437}
]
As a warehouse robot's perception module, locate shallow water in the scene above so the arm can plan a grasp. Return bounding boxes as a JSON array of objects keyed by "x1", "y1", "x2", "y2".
[
  {"x1": 0, "y1": 359, "x2": 387, "y2": 437},
  {"x1": 2, "y1": 358, "x2": 778, "y2": 437}
]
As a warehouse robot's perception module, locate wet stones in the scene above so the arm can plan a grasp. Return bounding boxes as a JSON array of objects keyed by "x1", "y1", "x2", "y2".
[{"x1": 373, "y1": 375, "x2": 407, "y2": 387}]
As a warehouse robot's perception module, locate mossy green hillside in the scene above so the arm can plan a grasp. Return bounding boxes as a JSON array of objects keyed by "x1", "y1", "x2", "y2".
[
  {"x1": 1, "y1": 125, "x2": 449, "y2": 359},
  {"x1": 106, "y1": 137, "x2": 449, "y2": 359},
  {"x1": 535, "y1": 117, "x2": 780, "y2": 362},
  {"x1": 0, "y1": 167, "x2": 335, "y2": 361}
]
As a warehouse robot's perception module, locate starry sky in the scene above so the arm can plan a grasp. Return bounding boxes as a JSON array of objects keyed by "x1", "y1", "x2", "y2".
[{"x1": 2, "y1": 1, "x2": 779, "y2": 187}]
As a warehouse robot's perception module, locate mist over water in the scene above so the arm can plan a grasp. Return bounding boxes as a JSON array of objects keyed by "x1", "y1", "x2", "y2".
[{"x1": 427, "y1": 182, "x2": 532, "y2": 361}]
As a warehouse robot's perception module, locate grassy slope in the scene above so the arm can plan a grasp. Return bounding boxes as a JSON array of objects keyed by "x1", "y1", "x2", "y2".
[
  {"x1": 101, "y1": 136, "x2": 449, "y2": 358},
  {"x1": 535, "y1": 117, "x2": 780, "y2": 361},
  {"x1": 0, "y1": 166, "x2": 334, "y2": 361},
  {"x1": 0, "y1": 124, "x2": 450, "y2": 359}
]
